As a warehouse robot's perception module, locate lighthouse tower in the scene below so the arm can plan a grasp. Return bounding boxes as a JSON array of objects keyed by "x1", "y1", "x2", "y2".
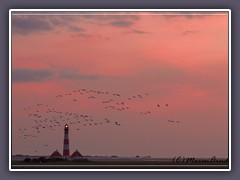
[{"x1": 63, "y1": 124, "x2": 70, "y2": 157}]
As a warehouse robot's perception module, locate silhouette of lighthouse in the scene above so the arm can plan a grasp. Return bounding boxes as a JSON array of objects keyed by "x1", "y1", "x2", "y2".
[{"x1": 63, "y1": 124, "x2": 70, "y2": 157}]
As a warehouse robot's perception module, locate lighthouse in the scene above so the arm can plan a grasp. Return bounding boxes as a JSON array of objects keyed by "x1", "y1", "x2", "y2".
[{"x1": 63, "y1": 124, "x2": 70, "y2": 157}]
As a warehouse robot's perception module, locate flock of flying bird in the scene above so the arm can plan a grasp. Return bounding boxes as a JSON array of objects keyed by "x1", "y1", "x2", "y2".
[{"x1": 17, "y1": 88, "x2": 181, "y2": 146}]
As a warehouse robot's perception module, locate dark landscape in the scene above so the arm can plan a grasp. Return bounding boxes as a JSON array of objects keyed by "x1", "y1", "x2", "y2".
[{"x1": 12, "y1": 156, "x2": 229, "y2": 169}]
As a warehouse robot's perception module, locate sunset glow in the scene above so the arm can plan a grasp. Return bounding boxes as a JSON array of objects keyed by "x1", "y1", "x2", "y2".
[{"x1": 11, "y1": 11, "x2": 229, "y2": 159}]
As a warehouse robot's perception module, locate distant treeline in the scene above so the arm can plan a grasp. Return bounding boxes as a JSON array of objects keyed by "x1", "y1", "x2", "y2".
[{"x1": 23, "y1": 157, "x2": 89, "y2": 163}]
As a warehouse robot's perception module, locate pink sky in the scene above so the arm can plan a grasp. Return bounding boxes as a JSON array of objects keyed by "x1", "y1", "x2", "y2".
[{"x1": 11, "y1": 11, "x2": 229, "y2": 158}]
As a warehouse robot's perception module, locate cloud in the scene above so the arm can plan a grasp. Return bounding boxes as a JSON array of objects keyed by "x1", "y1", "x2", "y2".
[
  {"x1": 178, "y1": 11, "x2": 228, "y2": 15},
  {"x1": 12, "y1": 15, "x2": 78, "y2": 35},
  {"x1": 12, "y1": 13, "x2": 141, "y2": 36},
  {"x1": 131, "y1": 29, "x2": 150, "y2": 34},
  {"x1": 163, "y1": 11, "x2": 226, "y2": 21},
  {"x1": 122, "y1": 29, "x2": 150, "y2": 36},
  {"x1": 58, "y1": 69, "x2": 99, "y2": 80},
  {"x1": 12, "y1": 68, "x2": 54, "y2": 82},
  {"x1": 68, "y1": 26, "x2": 86, "y2": 32},
  {"x1": 78, "y1": 14, "x2": 140, "y2": 22},
  {"x1": 72, "y1": 32, "x2": 93, "y2": 38},
  {"x1": 110, "y1": 20, "x2": 134, "y2": 27},
  {"x1": 12, "y1": 16, "x2": 53, "y2": 35},
  {"x1": 12, "y1": 68, "x2": 100, "y2": 83}
]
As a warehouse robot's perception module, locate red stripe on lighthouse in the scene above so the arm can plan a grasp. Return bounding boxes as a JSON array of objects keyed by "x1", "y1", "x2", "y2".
[{"x1": 63, "y1": 124, "x2": 70, "y2": 157}]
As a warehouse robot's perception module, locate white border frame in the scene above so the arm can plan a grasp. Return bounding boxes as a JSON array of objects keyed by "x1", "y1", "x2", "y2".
[{"x1": 9, "y1": 9, "x2": 231, "y2": 172}]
